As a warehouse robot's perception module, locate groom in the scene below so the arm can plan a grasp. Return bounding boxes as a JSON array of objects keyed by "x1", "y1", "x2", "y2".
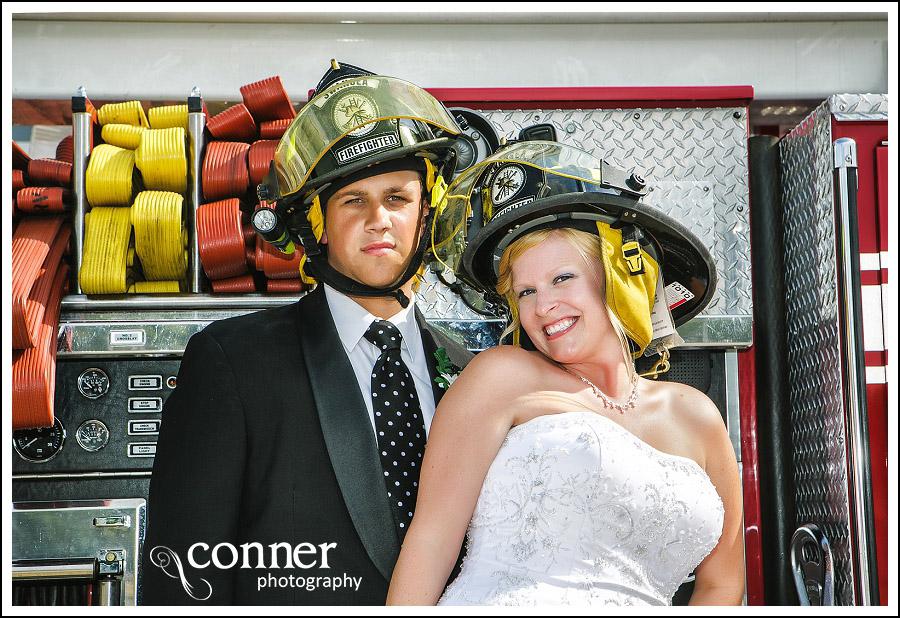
[{"x1": 140, "y1": 61, "x2": 471, "y2": 605}]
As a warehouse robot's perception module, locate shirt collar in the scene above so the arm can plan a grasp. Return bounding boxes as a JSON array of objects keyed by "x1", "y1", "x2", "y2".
[{"x1": 323, "y1": 283, "x2": 419, "y2": 356}]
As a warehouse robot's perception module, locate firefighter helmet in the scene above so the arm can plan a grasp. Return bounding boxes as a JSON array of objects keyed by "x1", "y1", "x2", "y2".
[
  {"x1": 430, "y1": 140, "x2": 717, "y2": 354},
  {"x1": 255, "y1": 60, "x2": 461, "y2": 307}
]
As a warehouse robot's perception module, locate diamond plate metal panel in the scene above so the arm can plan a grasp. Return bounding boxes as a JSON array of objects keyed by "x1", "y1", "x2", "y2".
[
  {"x1": 416, "y1": 268, "x2": 482, "y2": 321},
  {"x1": 779, "y1": 100, "x2": 855, "y2": 605},
  {"x1": 413, "y1": 269, "x2": 505, "y2": 350},
  {"x1": 828, "y1": 94, "x2": 889, "y2": 122},
  {"x1": 418, "y1": 106, "x2": 752, "y2": 349}
]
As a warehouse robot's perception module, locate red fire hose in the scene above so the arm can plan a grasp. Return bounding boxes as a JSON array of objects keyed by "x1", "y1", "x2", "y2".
[
  {"x1": 13, "y1": 169, "x2": 27, "y2": 196},
  {"x1": 266, "y1": 278, "x2": 303, "y2": 293},
  {"x1": 207, "y1": 103, "x2": 257, "y2": 142},
  {"x1": 196, "y1": 198, "x2": 248, "y2": 280},
  {"x1": 56, "y1": 134, "x2": 74, "y2": 164},
  {"x1": 28, "y1": 159, "x2": 73, "y2": 187},
  {"x1": 259, "y1": 119, "x2": 292, "y2": 139},
  {"x1": 12, "y1": 216, "x2": 66, "y2": 349},
  {"x1": 248, "y1": 140, "x2": 278, "y2": 187},
  {"x1": 13, "y1": 264, "x2": 70, "y2": 430},
  {"x1": 16, "y1": 187, "x2": 70, "y2": 213},
  {"x1": 255, "y1": 234, "x2": 302, "y2": 280},
  {"x1": 202, "y1": 141, "x2": 250, "y2": 202},
  {"x1": 199, "y1": 74, "x2": 301, "y2": 293},
  {"x1": 211, "y1": 273, "x2": 256, "y2": 293},
  {"x1": 240, "y1": 76, "x2": 296, "y2": 121}
]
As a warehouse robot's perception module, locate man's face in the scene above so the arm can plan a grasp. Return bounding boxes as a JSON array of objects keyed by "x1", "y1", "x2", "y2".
[{"x1": 321, "y1": 169, "x2": 427, "y2": 289}]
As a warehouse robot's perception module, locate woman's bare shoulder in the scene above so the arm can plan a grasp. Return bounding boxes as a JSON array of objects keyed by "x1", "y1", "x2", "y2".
[
  {"x1": 447, "y1": 346, "x2": 550, "y2": 403},
  {"x1": 465, "y1": 344, "x2": 547, "y2": 370},
  {"x1": 644, "y1": 378, "x2": 729, "y2": 469},
  {"x1": 650, "y1": 379, "x2": 724, "y2": 430}
]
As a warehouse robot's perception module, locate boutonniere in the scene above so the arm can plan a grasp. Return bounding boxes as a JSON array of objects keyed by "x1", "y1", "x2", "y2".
[{"x1": 433, "y1": 347, "x2": 462, "y2": 390}]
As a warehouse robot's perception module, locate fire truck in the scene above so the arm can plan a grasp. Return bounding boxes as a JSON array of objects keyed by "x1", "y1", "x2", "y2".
[{"x1": 11, "y1": 82, "x2": 888, "y2": 606}]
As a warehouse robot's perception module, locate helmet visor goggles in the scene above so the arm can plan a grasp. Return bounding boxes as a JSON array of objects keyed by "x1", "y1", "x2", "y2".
[
  {"x1": 430, "y1": 141, "x2": 610, "y2": 278},
  {"x1": 273, "y1": 75, "x2": 460, "y2": 200}
]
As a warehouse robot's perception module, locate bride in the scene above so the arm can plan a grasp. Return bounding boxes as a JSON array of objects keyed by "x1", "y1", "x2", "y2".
[{"x1": 386, "y1": 142, "x2": 745, "y2": 605}]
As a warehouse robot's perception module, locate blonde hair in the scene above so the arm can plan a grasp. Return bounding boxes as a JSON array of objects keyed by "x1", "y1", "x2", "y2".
[{"x1": 495, "y1": 227, "x2": 635, "y2": 380}]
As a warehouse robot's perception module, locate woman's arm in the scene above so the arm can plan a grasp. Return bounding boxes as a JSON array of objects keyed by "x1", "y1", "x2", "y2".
[
  {"x1": 686, "y1": 391, "x2": 746, "y2": 605},
  {"x1": 386, "y1": 347, "x2": 526, "y2": 605}
]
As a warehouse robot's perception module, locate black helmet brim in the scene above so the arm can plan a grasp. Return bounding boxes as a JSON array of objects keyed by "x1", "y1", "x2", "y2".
[{"x1": 460, "y1": 192, "x2": 717, "y2": 326}]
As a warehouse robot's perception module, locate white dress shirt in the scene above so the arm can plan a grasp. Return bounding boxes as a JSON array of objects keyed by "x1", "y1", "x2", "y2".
[{"x1": 323, "y1": 284, "x2": 437, "y2": 439}]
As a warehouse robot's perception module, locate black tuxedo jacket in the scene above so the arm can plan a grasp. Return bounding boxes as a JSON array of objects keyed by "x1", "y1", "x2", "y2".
[{"x1": 141, "y1": 287, "x2": 472, "y2": 605}]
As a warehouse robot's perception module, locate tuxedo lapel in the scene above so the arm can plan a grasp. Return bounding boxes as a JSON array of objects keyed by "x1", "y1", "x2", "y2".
[
  {"x1": 295, "y1": 287, "x2": 400, "y2": 583},
  {"x1": 416, "y1": 311, "x2": 446, "y2": 408}
]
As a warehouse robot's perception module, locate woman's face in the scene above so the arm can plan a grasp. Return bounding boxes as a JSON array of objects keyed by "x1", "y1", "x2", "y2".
[{"x1": 510, "y1": 233, "x2": 612, "y2": 364}]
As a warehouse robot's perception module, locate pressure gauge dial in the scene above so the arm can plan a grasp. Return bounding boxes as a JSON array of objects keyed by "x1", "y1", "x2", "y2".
[
  {"x1": 76, "y1": 420, "x2": 110, "y2": 452},
  {"x1": 78, "y1": 368, "x2": 110, "y2": 400},
  {"x1": 13, "y1": 418, "x2": 66, "y2": 463}
]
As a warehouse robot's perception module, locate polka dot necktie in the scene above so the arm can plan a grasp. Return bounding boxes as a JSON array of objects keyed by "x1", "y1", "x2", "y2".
[{"x1": 363, "y1": 319, "x2": 426, "y2": 540}]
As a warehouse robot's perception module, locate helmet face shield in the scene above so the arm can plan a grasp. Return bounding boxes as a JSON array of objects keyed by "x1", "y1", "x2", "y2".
[
  {"x1": 272, "y1": 75, "x2": 461, "y2": 200},
  {"x1": 430, "y1": 141, "x2": 614, "y2": 283},
  {"x1": 430, "y1": 162, "x2": 481, "y2": 281}
]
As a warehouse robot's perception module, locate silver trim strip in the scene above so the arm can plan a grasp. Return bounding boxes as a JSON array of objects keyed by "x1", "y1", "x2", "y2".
[
  {"x1": 188, "y1": 104, "x2": 206, "y2": 294},
  {"x1": 12, "y1": 561, "x2": 96, "y2": 581},
  {"x1": 72, "y1": 107, "x2": 92, "y2": 294},
  {"x1": 724, "y1": 350, "x2": 742, "y2": 462},
  {"x1": 834, "y1": 137, "x2": 871, "y2": 605},
  {"x1": 60, "y1": 292, "x2": 303, "y2": 312},
  {"x1": 13, "y1": 471, "x2": 152, "y2": 481}
]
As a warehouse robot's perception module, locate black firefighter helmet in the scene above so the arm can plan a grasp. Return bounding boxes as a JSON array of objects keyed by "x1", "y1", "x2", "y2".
[
  {"x1": 254, "y1": 60, "x2": 461, "y2": 307},
  {"x1": 430, "y1": 140, "x2": 717, "y2": 355}
]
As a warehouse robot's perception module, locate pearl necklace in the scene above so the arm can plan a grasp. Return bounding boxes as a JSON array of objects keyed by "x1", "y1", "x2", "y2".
[{"x1": 563, "y1": 367, "x2": 639, "y2": 414}]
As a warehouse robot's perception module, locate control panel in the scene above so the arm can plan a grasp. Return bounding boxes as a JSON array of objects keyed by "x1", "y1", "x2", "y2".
[{"x1": 12, "y1": 359, "x2": 182, "y2": 474}]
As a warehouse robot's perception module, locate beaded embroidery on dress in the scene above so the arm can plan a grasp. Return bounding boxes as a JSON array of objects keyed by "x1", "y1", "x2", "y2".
[{"x1": 438, "y1": 411, "x2": 725, "y2": 606}]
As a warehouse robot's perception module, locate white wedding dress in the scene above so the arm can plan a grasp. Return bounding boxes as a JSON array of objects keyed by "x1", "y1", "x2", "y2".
[{"x1": 438, "y1": 411, "x2": 725, "y2": 606}]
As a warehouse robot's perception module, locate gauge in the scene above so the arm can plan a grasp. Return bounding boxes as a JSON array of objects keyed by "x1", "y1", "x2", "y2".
[
  {"x1": 13, "y1": 418, "x2": 66, "y2": 463},
  {"x1": 78, "y1": 368, "x2": 110, "y2": 400},
  {"x1": 75, "y1": 419, "x2": 110, "y2": 452}
]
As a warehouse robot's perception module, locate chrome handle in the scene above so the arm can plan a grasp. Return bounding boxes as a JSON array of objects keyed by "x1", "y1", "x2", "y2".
[
  {"x1": 833, "y1": 137, "x2": 876, "y2": 605},
  {"x1": 12, "y1": 559, "x2": 96, "y2": 581},
  {"x1": 791, "y1": 524, "x2": 834, "y2": 605}
]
